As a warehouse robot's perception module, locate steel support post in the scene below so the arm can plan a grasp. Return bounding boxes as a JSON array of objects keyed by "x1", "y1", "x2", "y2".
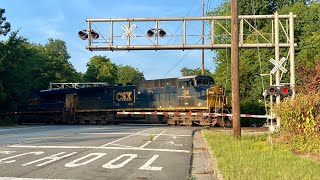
[
  {"x1": 289, "y1": 12, "x2": 295, "y2": 98},
  {"x1": 274, "y1": 12, "x2": 281, "y2": 127}
]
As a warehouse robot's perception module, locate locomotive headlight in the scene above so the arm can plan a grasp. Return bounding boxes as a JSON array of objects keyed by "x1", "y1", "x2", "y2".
[{"x1": 208, "y1": 91, "x2": 215, "y2": 94}]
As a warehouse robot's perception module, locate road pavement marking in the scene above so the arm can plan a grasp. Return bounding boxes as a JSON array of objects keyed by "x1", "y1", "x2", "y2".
[
  {"x1": 65, "y1": 153, "x2": 107, "y2": 167},
  {"x1": 9, "y1": 145, "x2": 190, "y2": 153},
  {"x1": 79, "y1": 133, "x2": 133, "y2": 135},
  {"x1": 0, "y1": 151, "x2": 16, "y2": 155},
  {"x1": 99, "y1": 128, "x2": 151, "y2": 147},
  {"x1": 139, "y1": 155, "x2": 162, "y2": 171},
  {"x1": 80, "y1": 132, "x2": 191, "y2": 137},
  {"x1": 165, "y1": 141, "x2": 183, "y2": 146},
  {"x1": 22, "y1": 152, "x2": 78, "y2": 167},
  {"x1": 102, "y1": 154, "x2": 137, "y2": 169},
  {"x1": 111, "y1": 143, "x2": 136, "y2": 148},
  {"x1": 0, "y1": 152, "x2": 44, "y2": 164},
  {"x1": 139, "y1": 129, "x2": 167, "y2": 149}
]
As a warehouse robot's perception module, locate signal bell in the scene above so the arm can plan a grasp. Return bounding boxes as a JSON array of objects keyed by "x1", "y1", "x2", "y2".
[{"x1": 78, "y1": 30, "x2": 88, "y2": 40}]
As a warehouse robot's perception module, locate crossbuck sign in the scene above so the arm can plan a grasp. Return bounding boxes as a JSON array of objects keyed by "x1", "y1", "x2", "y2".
[
  {"x1": 121, "y1": 24, "x2": 136, "y2": 39},
  {"x1": 269, "y1": 57, "x2": 287, "y2": 74}
]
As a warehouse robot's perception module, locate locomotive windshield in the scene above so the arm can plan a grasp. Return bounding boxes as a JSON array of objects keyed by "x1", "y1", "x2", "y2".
[{"x1": 195, "y1": 76, "x2": 215, "y2": 86}]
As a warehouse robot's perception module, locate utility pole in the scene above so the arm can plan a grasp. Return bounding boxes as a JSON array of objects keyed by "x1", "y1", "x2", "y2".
[
  {"x1": 201, "y1": 0, "x2": 205, "y2": 75},
  {"x1": 231, "y1": 0, "x2": 241, "y2": 139}
]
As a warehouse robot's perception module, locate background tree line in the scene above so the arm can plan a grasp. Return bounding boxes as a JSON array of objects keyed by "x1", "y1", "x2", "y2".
[
  {"x1": 198, "y1": 0, "x2": 320, "y2": 126},
  {"x1": 0, "y1": 8, "x2": 144, "y2": 118},
  {"x1": 1, "y1": 1, "x2": 320, "y2": 125}
]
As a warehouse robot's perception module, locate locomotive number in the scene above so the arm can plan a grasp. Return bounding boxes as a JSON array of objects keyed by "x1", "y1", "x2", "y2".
[{"x1": 116, "y1": 92, "x2": 133, "y2": 101}]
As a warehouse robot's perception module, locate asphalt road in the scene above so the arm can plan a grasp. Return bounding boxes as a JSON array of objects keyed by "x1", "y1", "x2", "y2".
[{"x1": 0, "y1": 125, "x2": 195, "y2": 180}]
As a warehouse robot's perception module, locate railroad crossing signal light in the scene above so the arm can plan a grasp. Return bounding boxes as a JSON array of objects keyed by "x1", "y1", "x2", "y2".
[
  {"x1": 90, "y1": 30, "x2": 99, "y2": 39},
  {"x1": 158, "y1": 29, "x2": 166, "y2": 37},
  {"x1": 266, "y1": 86, "x2": 279, "y2": 97},
  {"x1": 264, "y1": 86, "x2": 292, "y2": 97},
  {"x1": 147, "y1": 30, "x2": 154, "y2": 37},
  {"x1": 78, "y1": 30, "x2": 88, "y2": 40},
  {"x1": 280, "y1": 86, "x2": 292, "y2": 97}
]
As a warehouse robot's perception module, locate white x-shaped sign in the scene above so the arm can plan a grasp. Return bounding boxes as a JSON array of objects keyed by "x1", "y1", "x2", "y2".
[
  {"x1": 269, "y1": 57, "x2": 287, "y2": 74},
  {"x1": 121, "y1": 24, "x2": 136, "y2": 39}
]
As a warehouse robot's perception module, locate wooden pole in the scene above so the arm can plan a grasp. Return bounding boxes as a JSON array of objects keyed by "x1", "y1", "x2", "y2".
[{"x1": 231, "y1": 0, "x2": 241, "y2": 139}]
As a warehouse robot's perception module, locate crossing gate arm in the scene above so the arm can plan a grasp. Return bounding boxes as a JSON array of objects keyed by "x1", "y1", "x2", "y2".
[{"x1": 117, "y1": 111, "x2": 275, "y2": 119}]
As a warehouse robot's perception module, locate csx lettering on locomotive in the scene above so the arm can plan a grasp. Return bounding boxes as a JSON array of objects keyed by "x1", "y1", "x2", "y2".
[{"x1": 115, "y1": 91, "x2": 133, "y2": 101}]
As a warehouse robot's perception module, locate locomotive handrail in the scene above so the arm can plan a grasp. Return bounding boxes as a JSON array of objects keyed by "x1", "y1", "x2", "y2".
[{"x1": 45, "y1": 82, "x2": 109, "y2": 90}]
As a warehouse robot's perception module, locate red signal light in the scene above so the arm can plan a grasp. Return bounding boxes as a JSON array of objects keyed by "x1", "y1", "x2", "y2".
[
  {"x1": 90, "y1": 30, "x2": 99, "y2": 39},
  {"x1": 158, "y1": 29, "x2": 166, "y2": 37},
  {"x1": 78, "y1": 30, "x2": 88, "y2": 40},
  {"x1": 266, "y1": 86, "x2": 279, "y2": 96},
  {"x1": 147, "y1": 30, "x2": 154, "y2": 37},
  {"x1": 280, "y1": 86, "x2": 292, "y2": 97}
]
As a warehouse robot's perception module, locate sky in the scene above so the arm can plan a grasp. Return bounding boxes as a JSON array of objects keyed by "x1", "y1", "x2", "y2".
[{"x1": 1, "y1": 0, "x2": 224, "y2": 80}]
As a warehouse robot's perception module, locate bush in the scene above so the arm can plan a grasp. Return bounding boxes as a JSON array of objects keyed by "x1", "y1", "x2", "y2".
[{"x1": 274, "y1": 93, "x2": 320, "y2": 154}]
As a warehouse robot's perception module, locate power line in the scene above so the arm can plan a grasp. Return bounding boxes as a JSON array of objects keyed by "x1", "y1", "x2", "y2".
[{"x1": 142, "y1": 0, "x2": 199, "y2": 77}]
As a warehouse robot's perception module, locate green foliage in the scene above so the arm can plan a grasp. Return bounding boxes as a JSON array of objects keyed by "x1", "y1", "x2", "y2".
[
  {"x1": 84, "y1": 55, "x2": 118, "y2": 84},
  {"x1": 117, "y1": 65, "x2": 144, "y2": 85},
  {"x1": 0, "y1": 31, "x2": 82, "y2": 115},
  {"x1": 0, "y1": 8, "x2": 10, "y2": 36},
  {"x1": 180, "y1": 67, "x2": 213, "y2": 77},
  {"x1": 274, "y1": 93, "x2": 320, "y2": 154},
  {"x1": 279, "y1": 2, "x2": 320, "y2": 67},
  {"x1": 208, "y1": 1, "x2": 320, "y2": 119}
]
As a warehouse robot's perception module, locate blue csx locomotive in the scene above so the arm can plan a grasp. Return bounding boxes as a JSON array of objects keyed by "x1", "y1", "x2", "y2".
[{"x1": 16, "y1": 75, "x2": 231, "y2": 126}]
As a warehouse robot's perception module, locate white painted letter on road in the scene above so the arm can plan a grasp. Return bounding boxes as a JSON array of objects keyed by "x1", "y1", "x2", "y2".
[
  {"x1": 22, "y1": 152, "x2": 78, "y2": 167},
  {"x1": 139, "y1": 155, "x2": 162, "y2": 171},
  {"x1": 0, "y1": 151, "x2": 16, "y2": 155},
  {"x1": 65, "y1": 153, "x2": 107, "y2": 167},
  {"x1": 102, "y1": 154, "x2": 137, "y2": 169},
  {"x1": 0, "y1": 152, "x2": 44, "y2": 164}
]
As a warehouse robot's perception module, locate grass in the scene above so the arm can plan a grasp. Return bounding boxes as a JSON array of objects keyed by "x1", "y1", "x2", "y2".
[{"x1": 202, "y1": 129, "x2": 320, "y2": 180}]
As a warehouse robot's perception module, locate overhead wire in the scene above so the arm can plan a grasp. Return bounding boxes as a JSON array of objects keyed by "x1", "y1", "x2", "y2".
[
  {"x1": 162, "y1": 38, "x2": 202, "y2": 78},
  {"x1": 160, "y1": 0, "x2": 211, "y2": 78},
  {"x1": 142, "y1": 0, "x2": 198, "y2": 77},
  {"x1": 143, "y1": 0, "x2": 202, "y2": 75},
  {"x1": 250, "y1": 0, "x2": 269, "y2": 119}
]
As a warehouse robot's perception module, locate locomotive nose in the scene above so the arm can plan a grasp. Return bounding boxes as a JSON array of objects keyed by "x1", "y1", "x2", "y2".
[{"x1": 207, "y1": 85, "x2": 225, "y2": 108}]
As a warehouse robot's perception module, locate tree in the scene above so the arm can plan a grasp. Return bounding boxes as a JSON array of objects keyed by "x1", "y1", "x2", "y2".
[
  {"x1": 0, "y1": 8, "x2": 10, "y2": 36},
  {"x1": 180, "y1": 67, "x2": 213, "y2": 77},
  {"x1": 206, "y1": 0, "x2": 317, "y2": 126},
  {"x1": 84, "y1": 55, "x2": 118, "y2": 84},
  {"x1": 117, "y1": 65, "x2": 144, "y2": 85},
  {"x1": 42, "y1": 38, "x2": 82, "y2": 83}
]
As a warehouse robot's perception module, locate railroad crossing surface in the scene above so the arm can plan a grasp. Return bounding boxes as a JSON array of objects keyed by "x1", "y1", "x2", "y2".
[{"x1": 0, "y1": 125, "x2": 197, "y2": 180}]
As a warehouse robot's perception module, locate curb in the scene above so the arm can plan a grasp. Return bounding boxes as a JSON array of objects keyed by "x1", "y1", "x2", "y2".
[{"x1": 201, "y1": 130, "x2": 224, "y2": 180}]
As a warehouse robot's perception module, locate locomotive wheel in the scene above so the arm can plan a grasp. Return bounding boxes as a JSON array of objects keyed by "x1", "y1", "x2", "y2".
[
  {"x1": 217, "y1": 108, "x2": 232, "y2": 127},
  {"x1": 182, "y1": 118, "x2": 192, "y2": 126}
]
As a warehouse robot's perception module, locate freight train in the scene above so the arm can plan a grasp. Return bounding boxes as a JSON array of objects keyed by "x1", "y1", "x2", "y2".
[{"x1": 15, "y1": 75, "x2": 232, "y2": 126}]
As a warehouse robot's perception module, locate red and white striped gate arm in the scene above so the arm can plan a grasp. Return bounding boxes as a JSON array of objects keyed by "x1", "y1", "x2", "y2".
[{"x1": 117, "y1": 111, "x2": 274, "y2": 119}]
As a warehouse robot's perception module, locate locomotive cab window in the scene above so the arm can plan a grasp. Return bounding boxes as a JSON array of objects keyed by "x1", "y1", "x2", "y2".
[{"x1": 195, "y1": 78, "x2": 214, "y2": 86}]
